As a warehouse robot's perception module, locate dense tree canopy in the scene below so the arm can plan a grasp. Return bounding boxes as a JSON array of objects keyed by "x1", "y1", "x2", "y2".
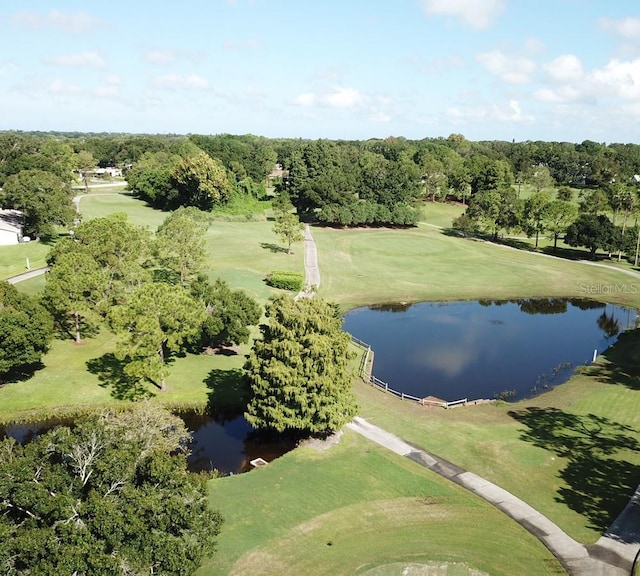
[
  {"x1": 47, "y1": 214, "x2": 152, "y2": 311},
  {"x1": 245, "y1": 296, "x2": 357, "y2": 434},
  {"x1": 565, "y1": 213, "x2": 621, "y2": 257},
  {"x1": 0, "y1": 282, "x2": 53, "y2": 380},
  {"x1": 110, "y1": 283, "x2": 206, "y2": 391},
  {"x1": 0, "y1": 403, "x2": 222, "y2": 575},
  {"x1": 191, "y1": 276, "x2": 261, "y2": 350},
  {"x1": 1, "y1": 169, "x2": 75, "y2": 237},
  {"x1": 154, "y1": 207, "x2": 210, "y2": 286}
]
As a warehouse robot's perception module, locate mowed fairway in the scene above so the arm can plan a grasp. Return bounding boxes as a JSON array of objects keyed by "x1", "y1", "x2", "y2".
[
  {"x1": 3, "y1": 192, "x2": 640, "y2": 572},
  {"x1": 312, "y1": 222, "x2": 640, "y2": 310},
  {"x1": 200, "y1": 431, "x2": 564, "y2": 576}
]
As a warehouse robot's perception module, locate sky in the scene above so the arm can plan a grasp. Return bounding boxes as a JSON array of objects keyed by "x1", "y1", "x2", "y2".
[{"x1": 1, "y1": 0, "x2": 640, "y2": 143}]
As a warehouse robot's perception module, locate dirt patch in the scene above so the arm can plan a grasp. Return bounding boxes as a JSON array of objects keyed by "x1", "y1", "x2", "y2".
[
  {"x1": 360, "y1": 562, "x2": 489, "y2": 576},
  {"x1": 300, "y1": 430, "x2": 343, "y2": 451}
]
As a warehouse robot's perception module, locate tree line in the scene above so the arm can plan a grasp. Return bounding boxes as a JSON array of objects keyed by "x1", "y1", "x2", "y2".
[{"x1": 4, "y1": 130, "x2": 640, "y2": 236}]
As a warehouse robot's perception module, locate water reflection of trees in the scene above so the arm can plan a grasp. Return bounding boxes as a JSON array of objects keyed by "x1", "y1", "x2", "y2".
[
  {"x1": 369, "y1": 302, "x2": 413, "y2": 313},
  {"x1": 597, "y1": 310, "x2": 620, "y2": 338}
]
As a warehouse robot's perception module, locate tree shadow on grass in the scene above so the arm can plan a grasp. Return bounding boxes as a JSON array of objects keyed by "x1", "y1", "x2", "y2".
[
  {"x1": 259, "y1": 242, "x2": 288, "y2": 254},
  {"x1": 86, "y1": 353, "x2": 155, "y2": 401},
  {"x1": 205, "y1": 368, "x2": 250, "y2": 423},
  {"x1": 508, "y1": 406, "x2": 640, "y2": 532},
  {"x1": 587, "y1": 329, "x2": 640, "y2": 392},
  {"x1": 0, "y1": 362, "x2": 46, "y2": 385}
]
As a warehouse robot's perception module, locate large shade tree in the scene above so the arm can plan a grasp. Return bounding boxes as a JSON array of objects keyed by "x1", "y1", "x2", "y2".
[
  {"x1": 1, "y1": 169, "x2": 75, "y2": 238},
  {"x1": 110, "y1": 282, "x2": 206, "y2": 391},
  {"x1": 0, "y1": 403, "x2": 223, "y2": 575},
  {"x1": 191, "y1": 276, "x2": 261, "y2": 350},
  {"x1": 565, "y1": 213, "x2": 621, "y2": 257},
  {"x1": 245, "y1": 296, "x2": 357, "y2": 434},
  {"x1": 154, "y1": 207, "x2": 210, "y2": 286},
  {"x1": 0, "y1": 282, "x2": 53, "y2": 380}
]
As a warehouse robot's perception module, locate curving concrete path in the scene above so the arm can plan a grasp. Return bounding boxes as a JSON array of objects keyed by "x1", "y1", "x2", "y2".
[
  {"x1": 347, "y1": 417, "x2": 633, "y2": 576},
  {"x1": 291, "y1": 224, "x2": 640, "y2": 575}
]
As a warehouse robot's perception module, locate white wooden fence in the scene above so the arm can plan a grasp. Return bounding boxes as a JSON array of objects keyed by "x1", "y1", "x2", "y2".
[{"x1": 350, "y1": 334, "x2": 485, "y2": 409}]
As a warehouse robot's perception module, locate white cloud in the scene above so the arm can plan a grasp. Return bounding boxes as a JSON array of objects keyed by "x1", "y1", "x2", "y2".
[
  {"x1": 294, "y1": 93, "x2": 316, "y2": 107},
  {"x1": 145, "y1": 49, "x2": 177, "y2": 66},
  {"x1": 12, "y1": 9, "x2": 102, "y2": 34},
  {"x1": 446, "y1": 99, "x2": 532, "y2": 123},
  {"x1": 476, "y1": 50, "x2": 535, "y2": 84},
  {"x1": 370, "y1": 111, "x2": 391, "y2": 123},
  {"x1": 48, "y1": 79, "x2": 82, "y2": 95},
  {"x1": 43, "y1": 51, "x2": 106, "y2": 68},
  {"x1": 534, "y1": 86, "x2": 583, "y2": 104},
  {"x1": 325, "y1": 87, "x2": 364, "y2": 108},
  {"x1": 151, "y1": 74, "x2": 210, "y2": 90},
  {"x1": 589, "y1": 58, "x2": 640, "y2": 100},
  {"x1": 600, "y1": 17, "x2": 640, "y2": 41},
  {"x1": 293, "y1": 87, "x2": 365, "y2": 109},
  {"x1": 94, "y1": 76, "x2": 122, "y2": 99},
  {"x1": 421, "y1": 0, "x2": 504, "y2": 30},
  {"x1": 543, "y1": 54, "x2": 584, "y2": 83}
]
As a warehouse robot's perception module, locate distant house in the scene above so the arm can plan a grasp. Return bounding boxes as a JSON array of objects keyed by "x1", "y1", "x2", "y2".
[
  {"x1": 0, "y1": 209, "x2": 24, "y2": 245},
  {"x1": 94, "y1": 167, "x2": 123, "y2": 178}
]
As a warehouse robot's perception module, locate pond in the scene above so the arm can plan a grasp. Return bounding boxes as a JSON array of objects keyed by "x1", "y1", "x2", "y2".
[
  {"x1": 342, "y1": 298, "x2": 637, "y2": 402},
  {"x1": 1, "y1": 413, "x2": 297, "y2": 475}
]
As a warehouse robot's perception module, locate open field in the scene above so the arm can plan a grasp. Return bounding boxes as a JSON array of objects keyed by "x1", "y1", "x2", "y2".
[
  {"x1": 313, "y1": 222, "x2": 640, "y2": 310},
  {"x1": 0, "y1": 240, "x2": 50, "y2": 279},
  {"x1": 201, "y1": 431, "x2": 564, "y2": 576},
  {"x1": 0, "y1": 329, "x2": 247, "y2": 423},
  {"x1": 1, "y1": 192, "x2": 639, "y2": 573}
]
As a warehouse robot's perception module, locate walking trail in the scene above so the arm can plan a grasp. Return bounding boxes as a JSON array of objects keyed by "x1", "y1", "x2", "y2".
[{"x1": 299, "y1": 223, "x2": 639, "y2": 576}]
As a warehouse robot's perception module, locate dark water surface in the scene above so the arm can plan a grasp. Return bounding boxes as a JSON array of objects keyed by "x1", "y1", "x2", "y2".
[
  {"x1": 1, "y1": 413, "x2": 296, "y2": 475},
  {"x1": 342, "y1": 298, "x2": 637, "y2": 401}
]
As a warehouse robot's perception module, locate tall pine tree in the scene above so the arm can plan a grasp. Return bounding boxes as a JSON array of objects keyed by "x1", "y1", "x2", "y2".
[{"x1": 245, "y1": 296, "x2": 357, "y2": 434}]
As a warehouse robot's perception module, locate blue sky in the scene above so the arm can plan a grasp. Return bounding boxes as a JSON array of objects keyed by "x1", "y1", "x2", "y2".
[{"x1": 1, "y1": 0, "x2": 640, "y2": 143}]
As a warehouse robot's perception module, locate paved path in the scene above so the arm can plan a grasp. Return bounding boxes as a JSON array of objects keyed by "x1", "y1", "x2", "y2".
[
  {"x1": 5, "y1": 266, "x2": 49, "y2": 284},
  {"x1": 295, "y1": 224, "x2": 320, "y2": 300},
  {"x1": 347, "y1": 417, "x2": 635, "y2": 576}
]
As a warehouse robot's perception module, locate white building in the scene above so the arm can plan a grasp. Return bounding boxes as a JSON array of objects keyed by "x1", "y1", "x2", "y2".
[{"x1": 0, "y1": 210, "x2": 23, "y2": 245}]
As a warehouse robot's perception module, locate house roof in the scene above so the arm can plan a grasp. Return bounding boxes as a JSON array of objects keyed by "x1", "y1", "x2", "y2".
[{"x1": 0, "y1": 209, "x2": 23, "y2": 234}]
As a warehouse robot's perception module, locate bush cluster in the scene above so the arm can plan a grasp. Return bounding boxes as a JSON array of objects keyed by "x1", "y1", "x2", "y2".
[{"x1": 266, "y1": 271, "x2": 304, "y2": 291}]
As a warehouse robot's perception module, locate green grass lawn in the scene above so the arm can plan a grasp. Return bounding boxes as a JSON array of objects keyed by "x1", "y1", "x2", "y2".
[
  {"x1": 0, "y1": 240, "x2": 51, "y2": 280},
  {"x1": 352, "y1": 328, "x2": 640, "y2": 544},
  {"x1": 313, "y1": 222, "x2": 640, "y2": 310},
  {"x1": 2, "y1": 192, "x2": 640, "y2": 573},
  {"x1": 201, "y1": 431, "x2": 564, "y2": 576},
  {"x1": 77, "y1": 191, "x2": 168, "y2": 230},
  {"x1": 0, "y1": 329, "x2": 247, "y2": 423}
]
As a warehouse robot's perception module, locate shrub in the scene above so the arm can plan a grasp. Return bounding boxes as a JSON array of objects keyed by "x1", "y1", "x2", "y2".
[{"x1": 266, "y1": 270, "x2": 304, "y2": 291}]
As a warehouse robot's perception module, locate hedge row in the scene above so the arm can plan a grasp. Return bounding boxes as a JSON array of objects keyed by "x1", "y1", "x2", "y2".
[{"x1": 266, "y1": 271, "x2": 304, "y2": 291}]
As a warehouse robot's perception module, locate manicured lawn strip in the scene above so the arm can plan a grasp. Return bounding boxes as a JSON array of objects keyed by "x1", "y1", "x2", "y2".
[
  {"x1": 0, "y1": 240, "x2": 50, "y2": 279},
  {"x1": 312, "y1": 223, "x2": 640, "y2": 310},
  {"x1": 0, "y1": 329, "x2": 246, "y2": 423},
  {"x1": 77, "y1": 192, "x2": 168, "y2": 230},
  {"x1": 12, "y1": 273, "x2": 46, "y2": 295},
  {"x1": 201, "y1": 431, "x2": 563, "y2": 576},
  {"x1": 353, "y1": 338, "x2": 640, "y2": 545},
  {"x1": 420, "y1": 200, "x2": 465, "y2": 228},
  {"x1": 204, "y1": 221, "x2": 304, "y2": 303}
]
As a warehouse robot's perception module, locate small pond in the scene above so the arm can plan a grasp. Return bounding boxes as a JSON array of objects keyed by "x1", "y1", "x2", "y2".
[
  {"x1": 342, "y1": 298, "x2": 637, "y2": 402},
  {"x1": 1, "y1": 413, "x2": 297, "y2": 475}
]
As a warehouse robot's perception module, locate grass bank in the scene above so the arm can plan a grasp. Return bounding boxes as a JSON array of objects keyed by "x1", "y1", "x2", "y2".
[
  {"x1": 201, "y1": 431, "x2": 563, "y2": 576},
  {"x1": 352, "y1": 327, "x2": 640, "y2": 544},
  {"x1": 312, "y1": 222, "x2": 640, "y2": 310}
]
